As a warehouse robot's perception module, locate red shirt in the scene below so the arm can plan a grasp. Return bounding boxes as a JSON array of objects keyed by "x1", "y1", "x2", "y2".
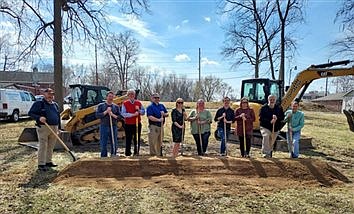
[
  {"x1": 122, "y1": 100, "x2": 143, "y2": 125},
  {"x1": 235, "y1": 108, "x2": 256, "y2": 136}
]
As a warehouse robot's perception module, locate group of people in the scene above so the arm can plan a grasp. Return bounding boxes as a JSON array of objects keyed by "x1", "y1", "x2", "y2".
[{"x1": 29, "y1": 87, "x2": 304, "y2": 172}]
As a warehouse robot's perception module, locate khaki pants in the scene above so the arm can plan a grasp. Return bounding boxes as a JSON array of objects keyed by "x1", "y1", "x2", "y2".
[
  {"x1": 148, "y1": 124, "x2": 163, "y2": 156},
  {"x1": 260, "y1": 126, "x2": 278, "y2": 156},
  {"x1": 36, "y1": 125, "x2": 57, "y2": 165}
]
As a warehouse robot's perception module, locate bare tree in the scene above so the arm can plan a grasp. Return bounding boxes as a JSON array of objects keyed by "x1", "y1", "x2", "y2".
[
  {"x1": 201, "y1": 75, "x2": 223, "y2": 102},
  {"x1": 332, "y1": 76, "x2": 354, "y2": 93},
  {"x1": 102, "y1": 31, "x2": 139, "y2": 90},
  {"x1": 276, "y1": 0, "x2": 305, "y2": 82},
  {"x1": 0, "y1": 0, "x2": 149, "y2": 110},
  {"x1": 220, "y1": 0, "x2": 304, "y2": 81},
  {"x1": 332, "y1": 0, "x2": 354, "y2": 57}
]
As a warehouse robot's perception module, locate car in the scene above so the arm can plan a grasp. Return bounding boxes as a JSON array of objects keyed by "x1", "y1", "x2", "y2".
[{"x1": 0, "y1": 88, "x2": 36, "y2": 122}]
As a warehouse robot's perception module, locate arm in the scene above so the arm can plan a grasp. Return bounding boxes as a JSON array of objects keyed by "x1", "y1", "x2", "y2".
[
  {"x1": 96, "y1": 104, "x2": 107, "y2": 119},
  {"x1": 28, "y1": 101, "x2": 43, "y2": 124},
  {"x1": 292, "y1": 112, "x2": 305, "y2": 132},
  {"x1": 121, "y1": 104, "x2": 135, "y2": 118},
  {"x1": 234, "y1": 109, "x2": 243, "y2": 121},
  {"x1": 214, "y1": 108, "x2": 224, "y2": 122}
]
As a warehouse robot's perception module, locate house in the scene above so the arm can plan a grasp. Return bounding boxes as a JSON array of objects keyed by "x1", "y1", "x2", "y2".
[
  {"x1": 312, "y1": 92, "x2": 347, "y2": 112},
  {"x1": 342, "y1": 89, "x2": 354, "y2": 112},
  {"x1": 302, "y1": 90, "x2": 326, "y2": 100}
]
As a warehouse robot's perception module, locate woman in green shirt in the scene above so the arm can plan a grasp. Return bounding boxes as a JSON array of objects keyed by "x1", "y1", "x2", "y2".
[{"x1": 187, "y1": 99, "x2": 213, "y2": 155}]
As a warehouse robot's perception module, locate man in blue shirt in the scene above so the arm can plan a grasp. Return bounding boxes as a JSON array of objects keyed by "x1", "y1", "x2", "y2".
[
  {"x1": 28, "y1": 88, "x2": 60, "y2": 171},
  {"x1": 284, "y1": 101, "x2": 305, "y2": 158},
  {"x1": 146, "y1": 93, "x2": 168, "y2": 156},
  {"x1": 96, "y1": 91, "x2": 122, "y2": 157}
]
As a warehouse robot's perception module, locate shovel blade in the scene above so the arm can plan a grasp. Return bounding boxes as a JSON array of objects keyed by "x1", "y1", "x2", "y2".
[{"x1": 18, "y1": 128, "x2": 38, "y2": 142}]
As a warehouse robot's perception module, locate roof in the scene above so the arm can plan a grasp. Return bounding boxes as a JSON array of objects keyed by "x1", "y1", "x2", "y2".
[
  {"x1": 312, "y1": 92, "x2": 346, "y2": 101},
  {"x1": 343, "y1": 89, "x2": 354, "y2": 97}
]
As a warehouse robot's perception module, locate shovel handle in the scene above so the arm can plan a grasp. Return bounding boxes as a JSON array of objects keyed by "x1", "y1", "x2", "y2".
[{"x1": 44, "y1": 122, "x2": 70, "y2": 152}]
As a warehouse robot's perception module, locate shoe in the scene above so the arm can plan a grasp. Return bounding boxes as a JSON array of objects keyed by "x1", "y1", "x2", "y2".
[
  {"x1": 38, "y1": 165, "x2": 48, "y2": 171},
  {"x1": 220, "y1": 153, "x2": 226, "y2": 156},
  {"x1": 46, "y1": 162, "x2": 58, "y2": 167},
  {"x1": 245, "y1": 155, "x2": 250, "y2": 158}
]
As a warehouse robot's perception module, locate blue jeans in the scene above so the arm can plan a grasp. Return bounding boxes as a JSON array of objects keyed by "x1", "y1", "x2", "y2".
[
  {"x1": 99, "y1": 125, "x2": 118, "y2": 157},
  {"x1": 218, "y1": 127, "x2": 229, "y2": 154},
  {"x1": 287, "y1": 130, "x2": 301, "y2": 158}
]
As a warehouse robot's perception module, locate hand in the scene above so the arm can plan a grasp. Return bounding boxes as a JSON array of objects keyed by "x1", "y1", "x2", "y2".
[
  {"x1": 272, "y1": 114, "x2": 277, "y2": 120},
  {"x1": 240, "y1": 113, "x2": 245, "y2": 118},
  {"x1": 223, "y1": 117, "x2": 227, "y2": 123},
  {"x1": 198, "y1": 120, "x2": 203, "y2": 125},
  {"x1": 180, "y1": 124, "x2": 184, "y2": 129},
  {"x1": 287, "y1": 112, "x2": 292, "y2": 118},
  {"x1": 222, "y1": 113, "x2": 226, "y2": 118},
  {"x1": 271, "y1": 119, "x2": 276, "y2": 124},
  {"x1": 106, "y1": 107, "x2": 112, "y2": 115},
  {"x1": 242, "y1": 116, "x2": 246, "y2": 121},
  {"x1": 135, "y1": 111, "x2": 140, "y2": 116},
  {"x1": 39, "y1": 117, "x2": 46, "y2": 123}
]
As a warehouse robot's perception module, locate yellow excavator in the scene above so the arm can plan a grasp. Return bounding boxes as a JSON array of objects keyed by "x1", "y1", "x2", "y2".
[
  {"x1": 232, "y1": 59, "x2": 354, "y2": 133},
  {"x1": 19, "y1": 84, "x2": 135, "y2": 145}
]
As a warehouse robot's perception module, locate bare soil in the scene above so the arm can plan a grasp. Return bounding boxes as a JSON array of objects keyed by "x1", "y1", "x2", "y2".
[{"x1": 54, "y1": 156, "x2": 350, "y2": 194}]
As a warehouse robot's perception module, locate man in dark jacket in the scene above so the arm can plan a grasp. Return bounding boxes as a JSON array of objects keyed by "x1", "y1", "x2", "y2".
[
  {"x1": 259, "y1": 95, "x2": 284, "y2": 158},
  {"x1": 28, "y1": 88, "x2": 60, "y2": 171}
]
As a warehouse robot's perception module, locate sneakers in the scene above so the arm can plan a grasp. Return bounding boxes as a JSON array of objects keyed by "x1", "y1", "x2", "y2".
[
  {"x1": 38, "y1": 165, "x2": 48, "y2": 171},
  {"x1": 46, "y1": 162, "x2": 58, "y2": 167},
  {"x1": 220, "y1": 153, "x2": 226, "y2": 156}
]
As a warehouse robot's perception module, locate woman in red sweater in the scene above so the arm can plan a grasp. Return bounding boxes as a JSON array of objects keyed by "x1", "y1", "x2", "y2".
[{"x1": 235, "y1": 97, "x2": 255, "y2": 157}]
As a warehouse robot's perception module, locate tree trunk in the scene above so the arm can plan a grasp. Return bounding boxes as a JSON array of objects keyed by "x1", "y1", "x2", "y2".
[{"x1": 54, "y1": 0, "x2": 63, "y2": 111}]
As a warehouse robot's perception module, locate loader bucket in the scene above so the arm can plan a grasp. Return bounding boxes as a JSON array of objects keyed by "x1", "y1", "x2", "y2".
[
  {"x1": 343, "y1": 109, "x2": 354, "y2": 132},
  {"x1": 18, "y1": 128, "x2": 38, "y2": 142}
]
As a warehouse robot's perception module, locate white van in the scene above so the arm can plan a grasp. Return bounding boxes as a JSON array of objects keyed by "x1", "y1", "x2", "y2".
[{"x1": 0, "y1": 88, "x2": 36, "y2": 122}]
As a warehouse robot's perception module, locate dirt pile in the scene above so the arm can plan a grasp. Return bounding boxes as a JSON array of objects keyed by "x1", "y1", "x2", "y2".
[{"x1": 54, "y1": 156, "x2": 350, "y2": 190}]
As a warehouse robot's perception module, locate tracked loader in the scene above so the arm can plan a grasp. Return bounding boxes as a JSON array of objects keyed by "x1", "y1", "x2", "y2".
[{"x1": 18, "y1": 84, "x2": 137, "y2": 146}]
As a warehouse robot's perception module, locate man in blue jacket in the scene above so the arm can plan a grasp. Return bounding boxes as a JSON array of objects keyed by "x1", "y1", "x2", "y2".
[
  {"x1": 284, "y1": 101, "x2": 305, "y2": 158},
  {"x1": 28, "y1": 88, "x2": 60, "y2": 171},
  {"x1": 96, "y1": 91, "x2": 122, "y2": 157}
]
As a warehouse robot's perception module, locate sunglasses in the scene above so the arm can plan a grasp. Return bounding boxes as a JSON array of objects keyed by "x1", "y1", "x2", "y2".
[
  {"x1": 154, "y1": 97, "x2": 160, "y2": 99},
  {"x1": 177, "y1": 102, "x2": 184, "y2": 104}
]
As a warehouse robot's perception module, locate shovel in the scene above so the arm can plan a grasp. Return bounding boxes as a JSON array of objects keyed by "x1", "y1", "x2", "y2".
[
  {"x1": 242, "y1": 118, "x2": 247, "y2": 157},
  {"x1": 287, "y1": 117, "x2": 294, "y2": 157},
  {"x1": 224, "y1": 119, "x2": 227, "y2": 156},
  {"x1": 181, "y1": 117, "x2": 185, "y2": 156},
  {"x1": 44, "y1": 122, "x2": 78, "y2": 162},
  {"x1": 109, "y1": 115, "x2": 116, "y2": 156}
]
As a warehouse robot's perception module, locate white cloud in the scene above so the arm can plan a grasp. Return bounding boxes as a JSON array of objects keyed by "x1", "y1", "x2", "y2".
[
  {"x1": 201, "y1": 57, "x2": 219, "y2": 66},
  {"x1": 182, "y1": 19, "x2": 189, "y2": 25},
  {"x1": 107, "y1": 14, "x2": 165, "y2": 47},
  {"x1": 174, "y1": 54, "x2": 191, "y2": 62},
  {"x1": 204, "y1": 17, "x2": 211, "y2": 22},
  {"x1": 175, "y1": 25, "x2": 180, "y2": 30}
]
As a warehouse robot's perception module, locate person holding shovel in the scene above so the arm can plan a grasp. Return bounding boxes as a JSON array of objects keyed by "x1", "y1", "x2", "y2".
[
  {"x1": 96, "y1": 91, "x2": 121, "y2": 158},
  {"x1": 28, "y1": 88, "x2": 61, "y2": 171},
  {"x1": 187, "y1": 99, "x2": 212, "y2": 156},
  {"x1": 259, "y1": 94, "x2": 284, "y2": 158},
  {"x1": 146, "y1": 93, "x2": 168, "y2": 156},
  {"x1": 121, "y1": 89, "x2": 145, "y2": 156},
  {"x1": 171, "y1": 98, "x2": 187, "y2": 157},
  {"x1": 214, "y1": 97, "x2": 235, "y2": 156},
  {"x1": 284, "y1": 101, "x2": 304, "y2": 158},
  {"x1": 235, "y1": 97, "x2": 255, "y2": 158}
]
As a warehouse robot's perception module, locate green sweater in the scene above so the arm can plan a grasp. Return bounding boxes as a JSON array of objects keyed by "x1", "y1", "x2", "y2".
[
  {"x1": 284, "y1": 110, "x2": 305, "y2": 132},
  {"x1": 188, "y1": 109, "x2": 212, "y2": 135}
]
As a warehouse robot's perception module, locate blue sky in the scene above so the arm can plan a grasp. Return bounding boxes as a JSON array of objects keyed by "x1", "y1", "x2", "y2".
[{"x1": 100, "y1": 0, "x2": 345, "y2": 97}]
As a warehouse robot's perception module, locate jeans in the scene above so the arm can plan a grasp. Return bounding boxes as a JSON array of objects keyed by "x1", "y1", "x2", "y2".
[
  {"x1": 217, "y1": 127, "x2": 229, "y2": 154},
  {"x1": 192, "y1": 131, "x2": 210, "y2": 155},
  {"x1": 287, "y1": 130, "x2": 301, "y2": 158},
  {"x1": 99, "y1": 124, "x2": 118, "y2": 157}
]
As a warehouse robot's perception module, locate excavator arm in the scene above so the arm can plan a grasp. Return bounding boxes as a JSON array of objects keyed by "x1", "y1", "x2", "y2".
[
  {"x1": 281, "y1": 60, "x2": 354, "y2": 110},
  {"x1": 281, "y1": 60, "x2": 354, "y2": 132}
]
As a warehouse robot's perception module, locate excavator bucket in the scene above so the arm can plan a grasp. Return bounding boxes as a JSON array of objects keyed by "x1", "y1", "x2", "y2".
[
  {"x1": 343, "y1": 109, "x2": 354, "y2": 132},
  {"x1": 18, "y1": 128, "x2": 38, "y2": 142},
  {"x1": 18, "y1": 127, "x2": 74, "y2": 150}
]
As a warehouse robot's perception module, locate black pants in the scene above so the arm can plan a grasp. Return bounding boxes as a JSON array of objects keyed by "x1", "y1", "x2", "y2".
[
  {"x1": 193, "y1": 132, "x2": 210, "y2": 155},
  {"x1": 239, "y1": 135, "x2": 251, "y2": 157},
  {"x1": 125, "y1": 123, "x2": 142, "y2": 156}
]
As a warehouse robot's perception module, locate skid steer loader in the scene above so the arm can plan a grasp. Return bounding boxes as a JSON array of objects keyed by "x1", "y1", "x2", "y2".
[{"x1": 18, "y1": 84, "x2": 137, "y2": 147}]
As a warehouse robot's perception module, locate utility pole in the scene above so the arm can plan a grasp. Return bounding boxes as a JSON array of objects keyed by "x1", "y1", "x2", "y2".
[
  {"x1": 95, "y1": 43, "x2": 98, "y2": 85},
  {"x1": 54, "y1": 0, "x2": 63, "y2": 111}
]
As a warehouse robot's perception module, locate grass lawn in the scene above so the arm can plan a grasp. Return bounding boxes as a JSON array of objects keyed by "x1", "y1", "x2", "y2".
[{"x1": 0, "y1": 105, "x2": 353, "y2": 213}]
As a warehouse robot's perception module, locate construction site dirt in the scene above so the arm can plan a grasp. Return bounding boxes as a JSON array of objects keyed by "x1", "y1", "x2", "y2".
[{"x1": 54, "y1": 156, "x2": 350, "y2": 193}]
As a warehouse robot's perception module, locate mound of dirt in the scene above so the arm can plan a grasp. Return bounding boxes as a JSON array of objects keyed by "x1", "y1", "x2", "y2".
[
  {"x1": 54, "y1": 156, "x2": 350, "y2": 191},
  {"x1": 300, "y1": 101, "x2": 330, "y2": 112}
]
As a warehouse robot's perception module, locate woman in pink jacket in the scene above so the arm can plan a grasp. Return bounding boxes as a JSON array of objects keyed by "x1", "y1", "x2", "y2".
[{"x1": 235, "y1": 97, "x2": 255, "y2": 157}]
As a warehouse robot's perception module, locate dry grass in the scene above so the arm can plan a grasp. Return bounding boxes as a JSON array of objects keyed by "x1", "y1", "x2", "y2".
[{"x1": 0, "y1": 108, "x2": 354, "y2": 213}]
